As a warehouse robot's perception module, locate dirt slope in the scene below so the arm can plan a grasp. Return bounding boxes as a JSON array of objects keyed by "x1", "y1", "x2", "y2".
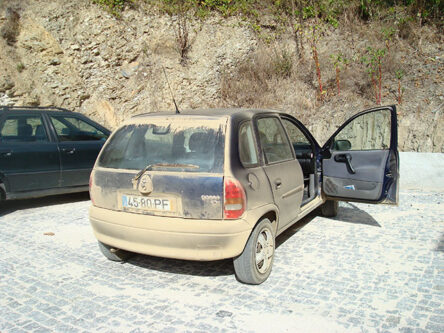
[{"x1": 0, "y1": 0, "x2": 442, "y2": 152}]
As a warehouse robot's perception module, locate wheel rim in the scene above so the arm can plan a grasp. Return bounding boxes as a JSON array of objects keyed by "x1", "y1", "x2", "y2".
[{"x1": 255, "y1": 228, "x2": 274, "y2": 274}]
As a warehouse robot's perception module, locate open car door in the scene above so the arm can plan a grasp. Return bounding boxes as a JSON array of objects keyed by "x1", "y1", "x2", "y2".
[{"x1": 321, "y1": 106, "x2": 399, "y2": 205}]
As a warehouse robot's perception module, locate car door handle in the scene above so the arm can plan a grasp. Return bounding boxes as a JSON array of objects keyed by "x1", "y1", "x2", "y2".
[
  {"x1": 334, "y1": 153, "x2": 356, "y2": 174},
  {"x1": 274, "y1": 179, "x2": 282, "y2": 189},
  {"x1": 62, "y1": 148, "x2": 76, "y2": 155},
  {"x1": 1, "y1": 151, "x2": 12, "y2": 157}
]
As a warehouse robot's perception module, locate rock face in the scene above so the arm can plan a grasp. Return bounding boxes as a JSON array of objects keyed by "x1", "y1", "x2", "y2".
[{"x1": 0, "y1": 0, "x2": 442, "y2": 152}]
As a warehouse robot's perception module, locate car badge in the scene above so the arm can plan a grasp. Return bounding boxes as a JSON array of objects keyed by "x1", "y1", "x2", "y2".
[{"x1": 137, "y1": 173, "x2": 153, "y2": 195}]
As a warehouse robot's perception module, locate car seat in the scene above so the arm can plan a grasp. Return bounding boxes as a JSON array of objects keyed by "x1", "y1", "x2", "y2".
[{"x1": 35, "y1": 125, "x2": 47, "y2": 141}]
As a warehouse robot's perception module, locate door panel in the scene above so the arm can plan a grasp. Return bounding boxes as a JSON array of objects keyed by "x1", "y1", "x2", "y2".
[
  {"x1": 263, "y1": 160, "x2": 304, "y2": 230},
  {"x1": 323, "y1": 150, "x2": 389, "y2": 200},
  {"x1": 1, "y1": 143, "x2": 60, "y2": 192},
  {"x1": 49, "y1": 115, "x2": 108, "y2": 187},
  {"x1": 58, "y1": 141, "x2": 105, "y2": 187},
  {"x1": 322, "y1": 106, "x2": 398, "y2": 204},
  {"x1": 257, "y1": 117, "x2": 304, "y2": 230},
  {"x1": 0, "y1": 114, "x2": 60, "y2": 192}
]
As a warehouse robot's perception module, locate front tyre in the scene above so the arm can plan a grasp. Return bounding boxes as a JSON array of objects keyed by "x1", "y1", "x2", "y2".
[
  {"x1": 98, "y1": 241, "x2": 132, "y2": 262},
  {"x1": 233, "y1": 218, "x2": 275, "y2": 285}
]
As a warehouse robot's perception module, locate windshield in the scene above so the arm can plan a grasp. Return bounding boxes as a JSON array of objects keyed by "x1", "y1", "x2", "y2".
[{"x1": 98, "y1": 119, "x2": 225, "y2": 173}]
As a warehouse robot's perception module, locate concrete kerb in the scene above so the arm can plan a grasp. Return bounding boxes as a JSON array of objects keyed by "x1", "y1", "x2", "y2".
[{"x1": 399, "y1": 152, "x2": 444, "y2": 192}]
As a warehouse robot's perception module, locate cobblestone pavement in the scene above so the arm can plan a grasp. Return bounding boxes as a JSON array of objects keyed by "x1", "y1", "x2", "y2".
[{"x1": 0, "y1": 191, "x2": 443, "y2": 333}]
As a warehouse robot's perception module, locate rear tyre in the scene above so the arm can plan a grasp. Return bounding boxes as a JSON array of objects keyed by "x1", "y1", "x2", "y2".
[
  {"x1": 98, "y1": 241, "x2": 132, "y2": 262},
  {"x1": 321, "y1": 199, "x2": 339, "y2": 217},
  {"x1": 233, "y1": 218, "x2": 275, "y2": 285}
]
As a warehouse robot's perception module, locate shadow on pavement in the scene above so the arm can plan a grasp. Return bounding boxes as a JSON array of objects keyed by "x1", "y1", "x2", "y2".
[
  {"x1": 0, "y1": 192, "x2": 90, "y2": 217},
  {"x1": 331, "y1": 202, "x2": 381, "y2": 227},
  {"x1": 128, "y1": 255, "x2": 234, "y2": 277},
  {"x1": 106, "y1": 202, "x2": 380, "y2": 278},
  {"x1": 276, "y1": 212, "x2": 317, "y2": 249},
  {"x1": 436, "y1": 233, "x2": 444, "y2": 252},
  {"x1": 128, "y1": 212, "x2": 319, "y2": 277}
]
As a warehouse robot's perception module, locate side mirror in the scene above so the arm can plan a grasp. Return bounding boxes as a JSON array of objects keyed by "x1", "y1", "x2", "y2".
[{"x1": 333, "y1": 139, "x2": 352, "y2": 151}]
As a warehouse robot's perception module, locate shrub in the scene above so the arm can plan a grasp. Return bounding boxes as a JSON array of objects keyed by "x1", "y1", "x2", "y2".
[
  {"x1": 0, "y1": 8, "x2": 20, "y2": 45},
  {"x1": 16, "y1": 63, "x2": 25, "y2": 73},
  {"x1": 272, "y1": 48, "x2": 293, "y2": 78},
  {"x1": 92, "y1": 0, "x2": 131, "y2": 16}
]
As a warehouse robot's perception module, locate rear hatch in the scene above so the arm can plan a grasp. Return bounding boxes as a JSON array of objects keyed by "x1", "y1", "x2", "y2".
[{"x1": 91, "y1": 116, "x2": 227, "y2": 220}]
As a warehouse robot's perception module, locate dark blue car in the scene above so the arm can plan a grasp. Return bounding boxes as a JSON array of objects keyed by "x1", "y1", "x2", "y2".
[{"x1": 0, "y1": 106, "x2": 110, "y2": 201}]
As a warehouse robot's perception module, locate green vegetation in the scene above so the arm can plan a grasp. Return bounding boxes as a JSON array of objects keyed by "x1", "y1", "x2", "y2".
[
  {"x1": 330, "y1": 53, "x2": 348, "y2": 95},
  {"x1": 92, "y1": 0, "x2": 443, "y2": 25},
  {"x1": 309, "y1": 23, "x2": 325, "y2": 102},
  {"x1": 16, "y1": 62, "x2": 25, "y2": 73},
  {"x1": 362, "y1": 47, "x2": 386, "y2": 105},
  {"x1": 92, "y1": 0, "x2": 131, "y2": 16},
  {"x1": 154, "y1": 1, "x2": 442, "y2": 24},
  {"x1": 91, "y1": 0, "x2": 442, "y2": 105},
  {"x1": 272, "y1": 48, "x2": 293, "y2": 77}
]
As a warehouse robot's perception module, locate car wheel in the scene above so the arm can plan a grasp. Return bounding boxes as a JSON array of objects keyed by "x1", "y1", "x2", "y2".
[
  {"x1": 233, "y1": 218, "x2": 275, "y2": 285},
  {"x1": 98, "y1": 241, "x2": 132, "y2": 262},
  {"x1": 321, "y1": 199, "x2": 339, "y2": 217}
]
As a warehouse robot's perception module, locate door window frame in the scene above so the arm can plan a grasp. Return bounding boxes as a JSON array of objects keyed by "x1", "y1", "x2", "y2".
[
  {"x1": 279, "y1": 115, "x2": 318, "y2": 154},
  {"x1": 253, "y1": 115, "x2": 295, "y2": 166},
  {"x1": 48, "y1": 115, "x2": 108, "y2": 143},
  {"x1": 322, "y1": 106, "x2": 398, "y2": 153}
]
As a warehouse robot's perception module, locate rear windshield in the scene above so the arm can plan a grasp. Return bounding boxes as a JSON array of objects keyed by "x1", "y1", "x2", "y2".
[{"x1": 98, "y1": 120, "x2": 225, "y2": 173}]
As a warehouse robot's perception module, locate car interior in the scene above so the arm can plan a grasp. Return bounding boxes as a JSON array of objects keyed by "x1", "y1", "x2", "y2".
[
  {"x1": 280, "y1": 118, "x2": 318, "y2": 206},
  {"x1": 292, "y1": 142, "x2": 316, "y2": 206}
]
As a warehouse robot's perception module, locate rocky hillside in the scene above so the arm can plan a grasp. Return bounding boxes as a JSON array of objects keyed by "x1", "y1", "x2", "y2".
[{"x1": 0, "y1": 0, "x2": 443, "y2": 152}]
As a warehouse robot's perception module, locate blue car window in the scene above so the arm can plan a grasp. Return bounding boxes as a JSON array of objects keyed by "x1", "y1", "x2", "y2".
[
  {"x1": 0, "y1": 115, "x2": 48, "y2": 143},
  {"x1": 50, "y1": 116, "x2": 107, "y2": 142}
]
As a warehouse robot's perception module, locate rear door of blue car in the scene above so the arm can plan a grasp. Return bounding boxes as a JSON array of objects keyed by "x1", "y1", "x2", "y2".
[
  {"x1": 47, "y1": 113, "x2": 110, "y2": 187},
  {"x1": 0, "y1": 110, "x2": 60, "y2": 194}
]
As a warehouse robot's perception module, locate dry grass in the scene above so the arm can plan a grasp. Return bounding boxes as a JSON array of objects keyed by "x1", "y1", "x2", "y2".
[
  {"x1": 219, "y1": 44, "x2": 320, "y2": 123},
  {"x1": 220, "y1": 45, "x2": 283, "y2": 107}
]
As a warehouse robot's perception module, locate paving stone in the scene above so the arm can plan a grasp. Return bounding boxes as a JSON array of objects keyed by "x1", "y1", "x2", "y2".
[{"x1": 0, "y1": 191, "x2": 443, "y2": 332}]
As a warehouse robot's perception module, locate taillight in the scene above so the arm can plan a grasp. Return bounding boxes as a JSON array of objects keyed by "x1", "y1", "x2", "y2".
[
  {"x1": 89, "y1": 173, "x2": 95, "y2": 205},
  {"x1": 224, "y1": 178, "x2": 246, "y2": 219}
]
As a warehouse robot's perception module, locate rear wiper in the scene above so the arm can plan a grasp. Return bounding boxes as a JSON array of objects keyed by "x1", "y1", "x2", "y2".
[{"x1": 132, "y1": 163, "x2": 199, "y2": 185}]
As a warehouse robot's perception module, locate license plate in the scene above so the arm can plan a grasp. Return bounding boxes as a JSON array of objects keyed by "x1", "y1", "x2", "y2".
[{"x1": 122, "y1": 195, "x2": 172, "y2": 212}]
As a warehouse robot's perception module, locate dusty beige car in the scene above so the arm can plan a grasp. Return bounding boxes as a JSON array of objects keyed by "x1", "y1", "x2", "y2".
[{"x1": 89, "y1": 107, "x2": 399, "y2": 284}]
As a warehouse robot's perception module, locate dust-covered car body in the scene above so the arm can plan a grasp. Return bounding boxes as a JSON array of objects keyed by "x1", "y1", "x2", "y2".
[{"x1": 89, "y1": 107, "x2": 399, "y2": 284}]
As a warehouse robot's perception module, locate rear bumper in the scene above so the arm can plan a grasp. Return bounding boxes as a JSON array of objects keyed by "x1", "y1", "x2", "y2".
[{"x1": 89, "y1": 205, "x2": 252, "y2": 261}]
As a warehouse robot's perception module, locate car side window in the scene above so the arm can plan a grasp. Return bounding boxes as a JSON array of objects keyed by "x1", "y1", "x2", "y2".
[
  {"x1": 50, "y1": 116, "x2": 107, "y2": 142},
  {"x1": 0, "y1": 115, "x2": 49, "y2": 143},
  {"x1": 281, "y1": 118, "x2": 310, "y2": 146},
  {"x1": 332, "y1": 109, "x2": 391, "y2": 151},
  {"x1": 239, "y1": 122, "x2": 258, "y2": 167},
  {"x1": 257, "y1": 117, "x2": 293, "y2": 164}
]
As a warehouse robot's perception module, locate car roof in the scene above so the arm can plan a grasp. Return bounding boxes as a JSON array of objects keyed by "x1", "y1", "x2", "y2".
[
  {"x1": 0, "y1": 105, "x2": 75, "y2": 115},
  {"x1": 132, "y1": 108, "x2": 285, "y2": 120}
]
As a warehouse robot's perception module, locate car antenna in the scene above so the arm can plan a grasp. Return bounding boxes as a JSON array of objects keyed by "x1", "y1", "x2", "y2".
[{"x1": 162, "y1": 66, "x2": 180, "y2": 114}]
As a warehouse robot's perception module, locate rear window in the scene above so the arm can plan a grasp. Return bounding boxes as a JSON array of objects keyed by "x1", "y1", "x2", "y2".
[{"x1": 98, "y1": 120, "x2": 225, "y2": 173}]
